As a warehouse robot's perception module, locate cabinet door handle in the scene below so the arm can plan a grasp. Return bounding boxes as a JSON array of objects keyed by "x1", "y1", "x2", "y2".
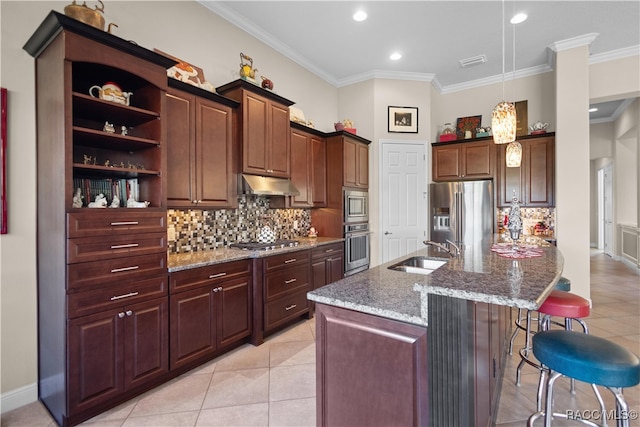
[
  {"x1": 110, "y1": 221, "x2": 139, "y2": 226},
  {"x1": 325, "y1": 249, "x2": 334, "y2": 253},
  {"x1": 285, "y1": 278, "x2": 297, "y2": 284},
  {"x1": 110, "y1": 265, "x2": 139, "y2": 273},
  {"x1": 209, "y1": 272, "x2": 226, "y2": 279},
  {"x1": 110, "y1": 243, "x2": 139, "y2": 249},
  {"x1": 125, "y1": 310, "x2": 133, "y2": 316},
  {"x1": 285, "y1": 304, "x2": 297, "y2": 311},
  {"x1": 284, "y1": 258, "x2": 297, "y2": 264},
  {"x1": 118, "y1": 312, "x2": 125, "y2": 318},
  {"x1": 110, "y1": 291, "x2": 139, "y2": 301}
]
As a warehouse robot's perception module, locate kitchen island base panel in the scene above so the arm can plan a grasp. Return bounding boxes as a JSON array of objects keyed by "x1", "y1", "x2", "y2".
[
  {"x1": 315, "y1": 303, "x2": 428, "y2": 426},
  {"x1": 315, "y1": 296, "x2": 510, "y2": 427}
]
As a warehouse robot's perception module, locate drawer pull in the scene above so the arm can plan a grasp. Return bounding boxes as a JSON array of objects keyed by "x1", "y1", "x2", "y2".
[
  {"x1": 110, "y1": 243, "x2": 139, "y2": 249},
  {"x1": 209, "y1": 272, "x2": 227, "y2": 279},
  {"x1": 110, "y1": 221, "x2": 139, "y2": 226},
  {"x1": 284, "y1": 258, "x2": 297, "y2": 264},
  {"x1": 285, "y1": 304, "x2": 297, "y2": 311},
  {"x1": 110, "y1": 291, "x2": 139, "y2": 301},
  {"x1": 325, "y1": 249, "x2": 334, "y2": 253},
  {"x1": 110, "y1": 265, "x2": 139, "y2": 273},
  {"x1": 285, "y1": 278, "x2": 297, "y2": 284}
]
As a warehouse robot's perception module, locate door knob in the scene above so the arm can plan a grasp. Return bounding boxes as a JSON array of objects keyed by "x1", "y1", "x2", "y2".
[{"x1": 384, "y1": 231, "x2": 392, "y2": 235}]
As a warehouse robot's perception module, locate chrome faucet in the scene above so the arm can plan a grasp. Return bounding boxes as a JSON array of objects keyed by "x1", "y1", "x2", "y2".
[{"x1": 424, "y1": 239, "x2": 460, "y2": 257}]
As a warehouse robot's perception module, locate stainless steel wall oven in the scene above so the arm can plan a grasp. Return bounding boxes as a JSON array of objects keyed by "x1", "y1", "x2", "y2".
[{"x1": 344, "y1": 223, "x2": 370, "y2": 276}]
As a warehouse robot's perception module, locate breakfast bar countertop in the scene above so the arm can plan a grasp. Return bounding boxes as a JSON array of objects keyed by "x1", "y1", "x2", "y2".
[
  {"x1": 307, "y1": 235, "x2": 563, "y2": 327},
  {"x1": 168, "y1": 236, "x2": 344, "y2": 272}
]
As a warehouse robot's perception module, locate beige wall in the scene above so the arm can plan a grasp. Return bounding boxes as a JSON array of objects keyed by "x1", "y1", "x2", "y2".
[{"x1": 1, "y1": 0, "x2": 639, "y2": 412}]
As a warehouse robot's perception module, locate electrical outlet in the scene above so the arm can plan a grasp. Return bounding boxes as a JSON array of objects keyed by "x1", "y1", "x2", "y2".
[
  {"x1": 167, "y1": 227, "x2": 176, "y2": 241},
  {"x1": 293, "y1": 220, "x2": 298, "y2": 230}
]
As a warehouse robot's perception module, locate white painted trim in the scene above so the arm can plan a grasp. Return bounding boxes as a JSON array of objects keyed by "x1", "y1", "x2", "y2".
[
  {"x1": 1, "y1": 382, "x2": 38, "y2": 414},
  {"x1": 621, "y1": 257, "x2": 640, "y2": 276},
  {"x1": 548, "y1": 33, "x2": 599, "y2": 52}
]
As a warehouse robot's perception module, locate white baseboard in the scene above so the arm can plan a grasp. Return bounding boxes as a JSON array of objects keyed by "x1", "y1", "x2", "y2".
[
  {"x1": 1, "y1": 382, "x2": 38, "y2": 414},
  {"x1": 621, "y1": 257, "x2": 640, "y2": 276}
]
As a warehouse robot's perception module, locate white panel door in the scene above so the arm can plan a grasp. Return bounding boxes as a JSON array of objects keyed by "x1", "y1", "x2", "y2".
[{"x1": 381, "y1": 142, "x2": 427, "y2": 263}]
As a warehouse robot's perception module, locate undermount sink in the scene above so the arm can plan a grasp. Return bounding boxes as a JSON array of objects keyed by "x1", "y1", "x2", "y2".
[{"x1": 387, "y1": 256, "x2": 448, "y2": 275}]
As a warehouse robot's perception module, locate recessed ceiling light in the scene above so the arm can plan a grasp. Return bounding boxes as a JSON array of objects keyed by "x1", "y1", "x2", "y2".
[
  {"x1": 589, "y1": 107, "x2": 598, "y2": 113},
  {"x1": 390, "y1": 52, "x2": 402, "y2": 61},
  {"x1": 510, "y1": 13, "x2": 528, "y2": 24},
  {"x1": 353, "y1": 10, "x2": 367, "y2": 22}
]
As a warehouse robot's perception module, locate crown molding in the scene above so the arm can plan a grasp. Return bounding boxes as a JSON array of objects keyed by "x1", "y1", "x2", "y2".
[
  {"x1": 548, "y1": 33, "x2": 599, "y2": 52},
  {"x1": 336, "y1": 70, "x2": 435, "y2": 88},
  {"x1": 437, "y1": 64, "x2": 553, "y2": 95},
  {"x1": 589, "y1": 98, "x2": 636, "y2": 124},
  {"x1": 589, "y1": 45, "x2": 640, "y2": 64}
]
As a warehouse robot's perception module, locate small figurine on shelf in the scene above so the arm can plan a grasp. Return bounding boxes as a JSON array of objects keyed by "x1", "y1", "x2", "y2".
[
  {"x1": 103, "y1": 121, "x2": 115, "y2": 133},
  {"x1": 72, "y1": 188, "x2": 84, "y2": 208},
  {"x1": 88, "y1": 193, "x2": 107, "y2": 208},
  {"x1": 127, "y1": 194, "x2": 150, "y2": 208},
  {"x1": 120, "y1": 126, "x2": 128, "y2": 136},
  {"x1": 308, "y1": 227, "x2": 318, "y2": 238},
  {"x1": 110, "y1": 194, "x2": 120, "y2": 208}
]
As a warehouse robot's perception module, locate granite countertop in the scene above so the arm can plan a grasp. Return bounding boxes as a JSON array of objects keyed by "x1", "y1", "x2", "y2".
[
  {"x1": 307, "y1": 235, "x2": 564, "y2": 327},
  {"x1": 168, "y1": 236, "x2": 344, "y2": 272}
]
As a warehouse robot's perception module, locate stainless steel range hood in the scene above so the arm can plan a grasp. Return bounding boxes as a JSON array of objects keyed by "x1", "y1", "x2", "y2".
[{"x1": 240, "y1": 174, "x2": 300, "y2": 196}]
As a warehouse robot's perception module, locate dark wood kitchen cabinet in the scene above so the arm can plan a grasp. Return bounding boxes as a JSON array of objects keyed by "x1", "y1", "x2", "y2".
[
  {"x1": 169, "y1": 260, "x2": 252, "y2": 370},
  {"x1": 25, "y1": 11, "x2": 176, "y2": 426},
  {"x1": 432, "y1": 139, "x2": 495, "y2": 181},
  {"x1": 311, "y1": 242, "x2": 344, "y2": 289},
  {"x1": 288, "y1": 123, "x2": 327, "y2": 207},
  {"x1": 68, "y1": 297, "x2": 168, "y2": 414},
  {"x1": 166, "y1": 81, "x2": 239, "y2": 209},
  {"x1": 496, "y1": 133, "x2": 555, "y2": 207},
  {"x1": 216, "y1": 79, "x2": 294, "y2": 178},
  {"x1": 342, "y1": 134, "x2": 369, "y2": 189}
]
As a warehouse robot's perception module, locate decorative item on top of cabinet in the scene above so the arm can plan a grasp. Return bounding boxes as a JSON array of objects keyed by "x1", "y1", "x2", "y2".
[
  {"x1": 216, "y1": 79, "x2": 294, "y2": 178},
  {"x1": 432, "y1": 139, "x2": 494, "y2": 181},
  {"x1": 24, "y1": 11, "x2": 175, "y2": 426},
  {"x1": 166, "y1": 79, "x2": 239, "y2": 209},
  {"x1": 496, "y1": 133, "x2": 555, "y2": 207}
]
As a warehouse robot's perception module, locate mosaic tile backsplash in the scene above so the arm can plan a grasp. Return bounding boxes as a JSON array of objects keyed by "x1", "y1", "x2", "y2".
[
  {"x1": 497, "y1": 207, "x2": 556, "y2": 236},
  {"x1": 167, "y1": 195, "x2": 311, "y2": 253}
]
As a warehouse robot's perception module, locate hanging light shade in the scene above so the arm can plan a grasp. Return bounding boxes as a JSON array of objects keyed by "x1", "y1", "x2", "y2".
[
  {"x1": 492, "y1": 101, "x2": 517, "y2": 144},
  {"x1": 506, "y1": 141, "x2": 522, "y2": 167}
]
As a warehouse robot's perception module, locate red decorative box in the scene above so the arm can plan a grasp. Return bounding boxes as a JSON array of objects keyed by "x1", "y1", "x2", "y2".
[
  {"x1": 439, "y1": 133, "x2": 456, "y2": 142},
  {"x1": 345, "y1": 128, "x2": 357, "y2": 134}
]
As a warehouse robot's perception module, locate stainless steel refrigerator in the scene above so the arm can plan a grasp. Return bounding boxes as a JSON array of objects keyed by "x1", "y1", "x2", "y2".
[{"x1": 430, "y1": 180, "x2": 494, "y2": 245}]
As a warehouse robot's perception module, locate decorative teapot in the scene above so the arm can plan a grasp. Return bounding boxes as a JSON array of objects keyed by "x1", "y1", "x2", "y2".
[
  {"x1": 529, "y1": 121, "x2": 549, "y2": 133},
  {"x1": 64, "y1": 0, "x2": 117, "y2": 32},
  {"x1": 89, "y1": 82, "x2": 132, "y2": 106},
  {"x1": 239, "y1": 53, "x2": 257, "y2": 79}
]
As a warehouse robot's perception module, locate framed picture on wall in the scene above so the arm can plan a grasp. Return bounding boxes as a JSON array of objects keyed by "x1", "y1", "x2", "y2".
[{"x1": 388, "y1": 106, "x2": 418, "y2": 133}]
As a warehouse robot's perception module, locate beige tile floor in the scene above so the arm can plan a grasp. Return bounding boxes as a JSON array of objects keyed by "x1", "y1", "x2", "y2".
[{"x1": 2, "y1": 252, "x2": 639, "y2": 426}]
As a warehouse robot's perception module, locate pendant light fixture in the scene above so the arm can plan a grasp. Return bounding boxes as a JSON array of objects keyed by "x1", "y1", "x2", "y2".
[
  {"x1": 506, "y1": 7, "x2": 522, "y2": 167},
  {"x1": 492, "y1": 0, "x2": 517, "y2": 145}
]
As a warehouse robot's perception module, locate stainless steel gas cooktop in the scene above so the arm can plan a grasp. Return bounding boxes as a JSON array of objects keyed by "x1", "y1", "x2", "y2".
[{"x1": 229, "y1": 239, "x2": 299, "y2": 251}]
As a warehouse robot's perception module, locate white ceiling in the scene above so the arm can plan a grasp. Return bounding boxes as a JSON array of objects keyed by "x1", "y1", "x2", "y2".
[{"x1": 199, "y1": 1, "x2": 640, "y2": 122}]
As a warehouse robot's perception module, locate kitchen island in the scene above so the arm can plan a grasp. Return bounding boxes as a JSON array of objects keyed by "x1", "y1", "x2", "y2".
[{"x1": 307, "y1": 236, "x2": 563, "y2": 427}]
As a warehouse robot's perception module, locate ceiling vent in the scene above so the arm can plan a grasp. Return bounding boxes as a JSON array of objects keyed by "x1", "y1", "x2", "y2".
[{"x1": 459, "y1": 54, "x2": 487, "y2": 68}]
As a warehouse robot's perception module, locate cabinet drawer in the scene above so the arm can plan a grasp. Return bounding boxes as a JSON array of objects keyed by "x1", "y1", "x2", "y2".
[
  {"x1": 264, "y1": 249, "x2": 310, "y2": 271},
  {"x1": 68, "y1": 275, "x2": 168, "y2": 319},
  {"x1": 68, "y1": 232, "x2": 166, "y2": 264},
  {"x1": 170, "y1": 259, "x2": 252, "y2": 293},
  {"x1": 67, "y1": 211, "x2": 166, "y2": 238},
  {"x1": 264, "y1": 289, "x2": 310, "y2": 331},
  {"x1": 68, "y1": 253, "x2": 167, "y2": 291},
  {"x1": 265, "y1": 264, "x2": 310, "y2": 301},
  {"x1": 311, "y1": 243, "x2": 344, "y2": 260}
]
